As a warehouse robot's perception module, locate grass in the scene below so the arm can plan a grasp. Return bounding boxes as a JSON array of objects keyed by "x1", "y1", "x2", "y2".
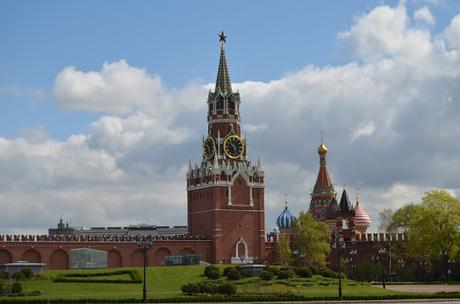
[{"x1": 0, "y1": 265, "x2": 421, "y2": 301}]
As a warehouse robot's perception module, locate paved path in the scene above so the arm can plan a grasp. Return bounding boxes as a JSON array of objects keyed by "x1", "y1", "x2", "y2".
[{"x1": 379, "y1": 284, "x2": 460, "y2": 293}]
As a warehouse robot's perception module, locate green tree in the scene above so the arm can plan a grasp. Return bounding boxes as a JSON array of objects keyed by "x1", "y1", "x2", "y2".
[
  {"x1": 291, "y1": 211, "x2": 331, "y2": 266},
  {"x1": 276, "y1": 233, "x2": 292, "y2": 266},
  {"x1": 407, "y1": 190, "x2": 460, "y2": 260},
  {"x1": 392, "y1": 189, "x2": 460, "y2": 281}
]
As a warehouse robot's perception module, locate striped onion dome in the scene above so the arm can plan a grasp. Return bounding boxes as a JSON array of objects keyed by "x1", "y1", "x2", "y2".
[
  {"x1": 277, "y1": 203, "x2": 296, "y2": 229},
  {"x1": 354, "y1": 200, "x2": 371, "y2": 227}
]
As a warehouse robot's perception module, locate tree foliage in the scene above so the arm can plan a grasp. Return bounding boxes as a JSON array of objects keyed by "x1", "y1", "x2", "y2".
[
  {"x1": 276, "y1": 233, "x2": 293, "y2": 265},
  {"x1": 291, "y1": 211, "x2": 331, "y2": 266},
  {"x1": 387, "y1": 189, "x2": 460, "y2": 261}
]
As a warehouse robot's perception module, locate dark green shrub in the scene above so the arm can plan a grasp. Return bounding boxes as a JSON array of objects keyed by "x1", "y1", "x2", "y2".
[
  {"x1": 217, "y1": 282, "x2": 236, "y2": 295},
  {"x1": 295, "y1": 267, "x2": 313, "y2": 278},
  {"x1": 11, "y1": 281, "x2": 22, "y2": 294},
  {"x1": 223, "y1": 266, "x2": 235, "y2": 277},
  {"x1": 259, "y1": 270, "x2": 274, "y2": 281},
  {"x1": 206, "y1": 269, "x2": 220, "y2": 280},
  {"x1": 181, "y1": 282, "x2": 200, "y2": 295},
  {"x1": 277, "y1": 269, "x2": 294, "y2": 279},
  {"x1": 12, "y1": 271, "x2": 25, "y2": 281},
  {"x1": 320, "y1": 268, "x2": 338, "y2": 278},
  {"x1": 197, "y1": 281, "x2": 218, "y2": 294},
  {"x1": 20, "y1": 268, "x2": 34, "y2": 279},
  {"x1": 203, "y1": 265, "x2": 219, "y2": 277},
  {"x1": 225, "y1": 268, "x2": 241, "y2": 280},
  {"x1": 0, "y1": 271, "x2": 9, "y2": 279},
  {"x1": 0, "y1": 282, "x2": 5, "y2": 296},
  {"x1": 309, "y1": 265, "x2": 319, "y2": 275},
  {"x1": 265, "y1": 265, "x2": 279, "y2": 276}
]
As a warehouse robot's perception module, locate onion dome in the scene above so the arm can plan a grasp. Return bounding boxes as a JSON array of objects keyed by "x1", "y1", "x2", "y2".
[
  {"x1": 277, "y1": 200, "x2": 296, "y2": 229},
  {"x1": 339, "y1": 188, "x2": 353, "y2": 214},
  {"x1": 318, "y1": 142, "x2": 328, "y2": 154},
  {"x1": 354, "y1": 199, "x2": 371, "y2": 227}
]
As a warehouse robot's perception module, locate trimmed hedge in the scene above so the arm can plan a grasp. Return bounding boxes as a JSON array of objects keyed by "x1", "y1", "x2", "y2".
[
  {"x1": 225, "y1": 268, "x2": 241, "y2": 281},
  {"x1": 277, "y1": 269, "x2": 294, "y2": 279},
  {"x1": 1, "y1": 292, "x2": 460, "y2": 303},
  {"x1": 259, "y1": 270, "x2": 274, "y2": 281},
  {"x1": 53, "y1": 270, "x2": 141, "y2": 284},
  {"x1": 295, "y1": 267, "x2": 313, "y2": 278}
]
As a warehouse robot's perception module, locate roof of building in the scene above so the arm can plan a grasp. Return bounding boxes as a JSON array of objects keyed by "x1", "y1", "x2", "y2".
[
  {"x1": 215, "y1": 32, "x2": 232, "y2": 95},
  {"x1": 276, "y1": 201, "x2": 296, "y2": 229},
  {"x1": 354, "y1": 199, "x2": 371, "y2": 227},
  {"x1": 312, "y1": 140, "x2": 335, "y2": 194},
  {"x1": 339, "y1": 188, "x2": 353, "y2": 214}
]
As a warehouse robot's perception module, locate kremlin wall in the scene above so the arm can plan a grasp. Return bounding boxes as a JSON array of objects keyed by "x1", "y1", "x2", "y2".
[{"x1": 0, "y1": 34, "x2": 384, "y2": 271}]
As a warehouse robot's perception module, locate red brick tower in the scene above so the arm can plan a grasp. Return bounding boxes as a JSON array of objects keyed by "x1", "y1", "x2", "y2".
[
  {"x1": 309, "y1": 139, "x2": 337, "y2": 220},
  {"x1": 186, "y1": 32, "x2": 265, "y2": 264}
]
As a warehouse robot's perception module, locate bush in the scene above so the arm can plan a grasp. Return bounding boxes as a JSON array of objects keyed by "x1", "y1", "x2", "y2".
[
  {"x1": 223, "y1": 266, "x2": 234, "y2": 277},
  {"x1": 204, "y1": 265, "x2": 219, "y2": 277},
  {"x1": 265, "y1": 265, "x2": 279, "y2": 276},
  {"x1": 0, "y1": 271, "x2": 9, "y2": 279},
  {"x1": 12, "y1": 271, "x2": 25, "y2": 281},
  {"x1": 21, "y1": 268, "x2": 34, "y2": 279},
  {"x1": 206, "y1": 269, "x2": 220, "y2": 280},
  {"x1": 295, "y1": 267, "x2": 313, "y2": 278},
  {"x1": 197, "y1": 281, "x2": 219, "y2": 294},
  {"x1": 309, "y1": 265, "x2": 319, "y2": 275},
  {"x1": 225, "y1": 268, "x2": 241, "y2": 280},
  {"x1": 320, "y1": 268, "x2": 338, "y2": 278},
  {"x1": 277, "y1": 269, "x2": 294, "y2": 279},
  {"x1": 181, "y1": 282, "x2": 200, "y2": 295},
  {"x1": 259, "y1": 270, "x2": 274, "y2": 281},
  {"x1": 0, "y1": 282, "x2": 5, "y2": 296},
  {"x1": 217, "y1": 282, "x2": 236, "y2": 295},
  {"x1": 11, "y1": 281, "x2": 22, "y2": 294}
]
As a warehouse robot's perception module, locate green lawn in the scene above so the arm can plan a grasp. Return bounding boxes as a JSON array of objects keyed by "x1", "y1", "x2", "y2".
[{"x1": 1, "y1": 265, "x2": 409, "y2": 301}]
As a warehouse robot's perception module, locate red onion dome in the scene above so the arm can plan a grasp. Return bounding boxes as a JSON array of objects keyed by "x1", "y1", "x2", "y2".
[{"x1": 354, "y1": 200, "x2": 371, "y2": 227}]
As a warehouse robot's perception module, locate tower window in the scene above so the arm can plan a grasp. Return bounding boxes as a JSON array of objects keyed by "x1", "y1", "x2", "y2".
[
  {"x1": 217, "y1": 96, "x2": 224, "y2": 109},
  {"x1": 228, "y1": 97, "x2": 235, "y2": 110},
  {"x1": 209, "y1": 103, "x2": 213, "y2": 112}
]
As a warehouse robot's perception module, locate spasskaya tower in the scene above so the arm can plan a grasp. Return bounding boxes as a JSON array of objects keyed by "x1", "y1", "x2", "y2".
[{"x1": 186, "y1": 32, "x2": 265, "y2": 264}]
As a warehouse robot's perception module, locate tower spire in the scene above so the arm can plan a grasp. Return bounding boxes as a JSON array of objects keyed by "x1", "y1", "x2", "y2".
[
  {"x1": 215, "y1": 31, "x2": 232, "y2": 95},
  {"x1": 313, "y1": 137, "x2": 334, "y2": 194}
]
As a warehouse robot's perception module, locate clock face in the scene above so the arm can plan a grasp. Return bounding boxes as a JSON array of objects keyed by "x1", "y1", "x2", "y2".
[
  {"x1": 203, "y1": 136, "x2": 216, "y2": 160},
  {"x1": 223, "y1": 135, "x2": 244, "y2": 159}
]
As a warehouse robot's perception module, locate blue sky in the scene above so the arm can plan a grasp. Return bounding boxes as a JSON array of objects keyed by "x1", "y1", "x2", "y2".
[
  {"x1": 1, "y1": 0, "x2": 460, "y2": 233},
  {"x1": 3, "y1": 0, "x2": 453, "y2": 139}
]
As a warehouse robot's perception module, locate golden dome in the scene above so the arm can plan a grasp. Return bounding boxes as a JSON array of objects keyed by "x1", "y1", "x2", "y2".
[{"x1": 318, "y1": 143, "x2": 328, "y2": 154}]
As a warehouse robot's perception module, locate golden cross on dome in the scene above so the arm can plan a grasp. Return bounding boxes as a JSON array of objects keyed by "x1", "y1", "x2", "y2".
[
  {"x1": 320, "y1": 131, "x2": 324, "y2": 144},
  {"x1": 219, "y1": 31, "x2": 227, "y2": 44},
  {"x1": 284, "y1": 193, "x2": 288, "y2": 207}
]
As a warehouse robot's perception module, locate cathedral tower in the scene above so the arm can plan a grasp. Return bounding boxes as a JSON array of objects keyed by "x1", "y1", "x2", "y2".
[
  {"x1": 186, "y1": 32, "x2": 265, "y2": 264},
  {"x1": 309, "y1": 138, "x2": 337, "y2": 220}
]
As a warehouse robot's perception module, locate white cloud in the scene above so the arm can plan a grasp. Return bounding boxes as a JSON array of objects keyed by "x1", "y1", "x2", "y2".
[
  {"x1": 351, "y1": 120, "x2": 376, "y2": 142},
  {"x1": 2, "y1": 2, "x2": 460, "y2": 234},
  {"x1": 414, "y1": 7, "x2": 436, "y2": 25},
  {"x1": 54, "y1": 60, "x2": 163, "y2": 115},
  {"x1": 243, "y1": 123, "x2": 268, "y2": 134},
  {"x1": 443, "y1": 14, "x2": 460, "y2": 50},
  {"x1": 338, "y1": 4, "x2": 433, "y2": 63}
]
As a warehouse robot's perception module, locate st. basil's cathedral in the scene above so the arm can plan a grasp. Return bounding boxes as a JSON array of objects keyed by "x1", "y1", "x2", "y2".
[{"x1": 0, "y1": 34, "x2": 373, "y2": 269}]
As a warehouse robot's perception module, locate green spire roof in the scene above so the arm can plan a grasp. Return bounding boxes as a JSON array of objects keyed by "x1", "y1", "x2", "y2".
[{"x1": 215, "y1": 37, "x2": 232, "y2": 95}]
